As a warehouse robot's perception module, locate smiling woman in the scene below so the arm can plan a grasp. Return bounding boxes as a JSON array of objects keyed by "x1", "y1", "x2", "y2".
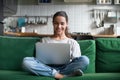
[
  {"x1": 22, "y1": 11, "x2": 89, "y2": 80},
  {"x1": 52, "y1": 11, "x2": 71, "y2": 39}
]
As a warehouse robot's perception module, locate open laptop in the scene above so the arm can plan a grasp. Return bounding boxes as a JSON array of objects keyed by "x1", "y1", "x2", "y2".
[{"x1": 35, "y1": 42, "x2": 70, "y2": 65}]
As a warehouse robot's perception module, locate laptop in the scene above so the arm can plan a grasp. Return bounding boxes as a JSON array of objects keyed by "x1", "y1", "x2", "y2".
[{"x1": 35, "y1": 42, "x2": 70, "y2": 65}]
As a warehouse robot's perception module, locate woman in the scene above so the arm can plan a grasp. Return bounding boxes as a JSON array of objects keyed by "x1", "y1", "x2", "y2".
[{"x1": 22, "y1": 11, "x2": 89, "y2": 79}]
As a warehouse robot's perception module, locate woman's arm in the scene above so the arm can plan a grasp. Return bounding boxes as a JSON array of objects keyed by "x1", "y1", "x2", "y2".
[{"x1": 71, "y1": 40, "x2": 81, "y2": 59}]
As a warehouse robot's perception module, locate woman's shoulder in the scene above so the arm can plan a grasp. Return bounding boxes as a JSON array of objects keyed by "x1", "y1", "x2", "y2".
[
  {"x1": 42, "y1": 37, "x2": 52, "y2": 42},
  {"x1": 67, "y1": 38, "x2": 78, "y2": 44},
  {"x1": 42, "y1": 37, "x2": 51, "y2": 40}
]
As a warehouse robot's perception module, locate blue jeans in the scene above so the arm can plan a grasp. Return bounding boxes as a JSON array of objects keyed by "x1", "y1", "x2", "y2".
[{"x1": 22, "y1": 56, "x2": 89, "y2": 77}]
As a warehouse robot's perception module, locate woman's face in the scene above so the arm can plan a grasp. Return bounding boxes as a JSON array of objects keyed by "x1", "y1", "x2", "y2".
[{"x1": 53, "y1": 16, "x2": 68, "y2": 36}]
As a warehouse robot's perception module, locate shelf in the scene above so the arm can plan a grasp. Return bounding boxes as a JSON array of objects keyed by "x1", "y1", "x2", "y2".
[
  {"x1": 4, "y1": 32, "x2": 53, "y2": 37},
  {"x1": 4, "y1": 32, "x2": 39, "y2": 37}
]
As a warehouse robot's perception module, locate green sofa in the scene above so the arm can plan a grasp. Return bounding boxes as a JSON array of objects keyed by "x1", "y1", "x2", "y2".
[{"x1": 0, "y1": 36, "x2": 120, "y2": 80}]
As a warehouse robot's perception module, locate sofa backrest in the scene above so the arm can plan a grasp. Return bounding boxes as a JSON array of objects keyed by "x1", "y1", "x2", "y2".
[
  {"x1": 78, "y1": 40, "x2": 96, "y2": 73},
  {"x1": 0, "y1": 36, "x2": 40, "y2": 71},
  {"x1": 96, "y1": 38, "x2": 120, "y2": 73},
  {"x1": 1, "y1": 36, "x2": 119, "y2": 73}
]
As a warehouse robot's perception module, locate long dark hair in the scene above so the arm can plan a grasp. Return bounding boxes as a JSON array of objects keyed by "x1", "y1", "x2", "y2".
[{"x1": 52, "y1": 11, "x2": 71, "y2": 38}]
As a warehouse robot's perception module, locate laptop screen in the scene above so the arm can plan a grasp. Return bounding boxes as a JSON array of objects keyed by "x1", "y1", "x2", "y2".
[{"x1": 35, "y1": 42, "x2": 70, "y2": 65}]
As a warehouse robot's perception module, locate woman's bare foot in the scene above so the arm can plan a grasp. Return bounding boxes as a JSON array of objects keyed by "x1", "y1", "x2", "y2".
[{"x1": 55, "y1": 73, "x2": 64, "y2": 79}]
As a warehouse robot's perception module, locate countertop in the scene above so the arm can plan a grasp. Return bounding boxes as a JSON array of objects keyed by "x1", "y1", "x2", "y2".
[{"x1": 4, "y1": 32, "x2": 118, "y2": 38}]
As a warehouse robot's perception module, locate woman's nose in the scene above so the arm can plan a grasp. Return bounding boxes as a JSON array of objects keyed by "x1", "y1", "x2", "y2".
[{"x1": 57, "y1": 24, "x2": 61, "y2": 28}]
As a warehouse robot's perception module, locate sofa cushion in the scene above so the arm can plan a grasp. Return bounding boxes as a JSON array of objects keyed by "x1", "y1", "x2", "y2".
[
  {"x1": 96, "y1": 38, "x2": 120, "y2": 72},
  {"x1": 0, "y1": 36, "x2": 39, "y2": 71},
  {"x1": 61, "y1": 73, "x2": 120, "y2": 80},
  {"x1": 0, "y1": 70, "x2": 54, "y2": 80},
  {"x1": 78, "y1": 40, "x2": 96, "y2": 73}
]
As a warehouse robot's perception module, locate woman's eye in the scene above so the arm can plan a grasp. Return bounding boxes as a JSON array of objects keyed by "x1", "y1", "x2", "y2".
[
  {"x1": 54, "y1": 22, "x2": 58, "y2": 25},
  {"x1": 54, "y1": 22, "x2": 64, "y2": 25},
  {"x1": 61, "y1": 22, "x2": 64, "y2": 25}
]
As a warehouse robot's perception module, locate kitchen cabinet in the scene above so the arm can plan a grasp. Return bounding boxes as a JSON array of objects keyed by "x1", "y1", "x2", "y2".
[
  {"x1": 38, "y1": 0, "x2": 64, "y2": 4},
  {"x1": 38, "y1": 0, "x2": 51, "y2": 3},
  {"x1": 64, "y1": 0, "x2": 93, "y2": 3},
  {"x1": 0, "y1": 0, "x2": 4, "y2": 35},
  {"x1": 18, "y1": 0, "x2": 38, "y2": 5},
  {"x1": 96, "y1": 0, "x2": 120, "y2": 5},
  {"x1": 96, "y1": 0, "x2": 112, "y2": 4},
  {"x1": 114, "y1": 0, "x2": 120, "y2": 4},
  {"x1": 3, "y1": 0, "x2": 18, "y2": 16},
  {"x1": 38, "y1": 0, "x2": 94, "y2": 4}
]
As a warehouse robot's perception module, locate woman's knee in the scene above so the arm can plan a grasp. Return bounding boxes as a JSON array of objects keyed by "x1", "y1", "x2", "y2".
[
  {"x1": 22, "y1": 57, "x2": 35, "y2": 69},
  {"x1": 80, "y1": 56, "x2": 89, "y2": 65},
  {"x1": 72, "y1": 56, "x2": 89, "y2": 66}
]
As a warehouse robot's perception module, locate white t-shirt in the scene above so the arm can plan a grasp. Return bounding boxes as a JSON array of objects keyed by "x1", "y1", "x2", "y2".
[{"x1": 41, "y1": 37, "x2": 81, "y2": 59}]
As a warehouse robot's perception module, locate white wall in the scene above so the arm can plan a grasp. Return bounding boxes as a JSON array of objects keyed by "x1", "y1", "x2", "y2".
[{"x1": 15, "y1": 4, "x2": 120, "y2": 35}]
